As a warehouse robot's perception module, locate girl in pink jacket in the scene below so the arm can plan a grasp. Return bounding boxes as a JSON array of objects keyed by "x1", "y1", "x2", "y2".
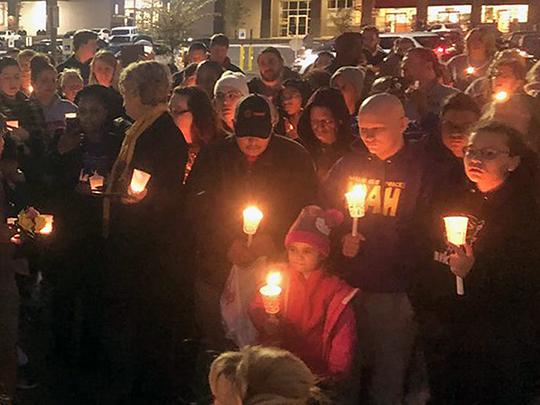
[{"x1": 249, "y1": 205, "x2": 358, "y2": 380}]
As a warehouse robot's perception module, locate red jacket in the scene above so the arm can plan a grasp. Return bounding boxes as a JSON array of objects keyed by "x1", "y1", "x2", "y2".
[{"x1": 249, "y1": 267, "x2": 358, "y2": 378}]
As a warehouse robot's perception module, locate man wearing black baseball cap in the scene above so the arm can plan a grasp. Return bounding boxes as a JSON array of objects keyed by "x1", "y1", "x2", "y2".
[{"x1": 185, "y1": 94, "x2": 317, "y2": 349}]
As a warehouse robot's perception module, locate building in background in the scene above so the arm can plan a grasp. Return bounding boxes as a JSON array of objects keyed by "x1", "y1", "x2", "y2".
[
  {"x1": 0, "y1": 0, "x2": 123, "y2": 34},
  {"x1": 230, "y1": 0, "x2": 540, "y2": 38}
]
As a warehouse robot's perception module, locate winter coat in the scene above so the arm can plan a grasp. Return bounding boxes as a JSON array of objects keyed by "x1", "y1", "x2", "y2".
[
  {"x1": 323, "y1": 139, "x2": 435, "y2": 292},
  {"x1": 249, "y1": 268, "x2": 358, "y2": 378},
  {"x1": 412, "y1": 169, "x2": 540, "y2": 402},
  {"x1": 185, "y1": 134, "x2": 318, "y2": 286}
]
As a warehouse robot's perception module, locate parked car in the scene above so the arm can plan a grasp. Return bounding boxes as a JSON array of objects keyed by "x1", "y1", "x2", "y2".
[
  {"x1": 92, "y1": 28, "x2": 111, "y2": 41},
  {"x1": 380, "y1": 32, "x2": 458, "y2": 61},
  {"x1": 109, "y1": 26, "x2": 139, "y2": 45}
]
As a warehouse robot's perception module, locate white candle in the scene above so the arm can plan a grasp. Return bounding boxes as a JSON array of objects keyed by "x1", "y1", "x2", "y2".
[
  {"x1": 37, "y1": 215, "x2": 54, "y2": 235},
  {"x1": 260, "y1": 271, "x2": 283, "y2": 315},
  {"x1": 89, "y1": 172, "x2": 105, "y2": 192},
  {"x1": 129, "y1": 169, "x2": 151, "y2": 195},
  {"x1": 443, "y1": 216, "x2": 469, "y2": 296},
  {"x1": 345, "y1": 184, "x2": 367, "y2": 237},
  {"x1": 243, "y1": 206, "x2": 263, "y2": 247}
]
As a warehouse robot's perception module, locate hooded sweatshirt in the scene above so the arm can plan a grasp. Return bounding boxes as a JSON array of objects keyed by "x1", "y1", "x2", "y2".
[{"x1": 323, "y1": 140, "x2": 434, "y2": 292}]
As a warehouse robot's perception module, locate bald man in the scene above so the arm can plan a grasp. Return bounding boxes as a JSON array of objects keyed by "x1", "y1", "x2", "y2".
[{"x1": 324, "y1": 93, "x2": 434, "y2": 404}]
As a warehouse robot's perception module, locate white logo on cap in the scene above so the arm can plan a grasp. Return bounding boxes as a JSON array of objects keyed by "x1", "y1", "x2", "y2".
[{"x1": 315, "y1": 218, "x2": 330, "y2": 235}]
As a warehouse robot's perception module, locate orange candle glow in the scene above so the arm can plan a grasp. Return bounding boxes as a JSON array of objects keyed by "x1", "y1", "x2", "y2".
[
  {"x1": 345, "y1": 184, "x2": 367, "y2": 236},
  {"x1": 443, "y1": 216, "x2": 469, "y2": 296},
  {"x1": 494, "y1": 91, "x2": 509, "y2": 102},
  {"x1": 129, "y1": 169, "x2": 151, "y2": 195},
  {"x1": 465, "y1": 66, "x2": 475, "y2": 75},
  {"x1": 260, "y1": 271, "x2": 282, "y2": 315},
  {"x1": 6, "y1": 120, "x2": 19, "y2": 129},
  {"x1": 243, "y1": 206, "x2": 263, "y2": 246},
  {"x1": 37, "y1": 215, "x2": 54, "y2": 235}
]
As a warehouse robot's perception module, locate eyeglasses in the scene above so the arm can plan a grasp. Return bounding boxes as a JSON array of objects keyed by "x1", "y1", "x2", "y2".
[{"x1": 463, "y1": 146, "x2": 510, "y2": 160}]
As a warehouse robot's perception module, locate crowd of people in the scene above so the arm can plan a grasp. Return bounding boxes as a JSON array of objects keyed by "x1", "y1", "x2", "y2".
[{"x1": 0, "y1": 25, "x2": 539, "y2": 404}]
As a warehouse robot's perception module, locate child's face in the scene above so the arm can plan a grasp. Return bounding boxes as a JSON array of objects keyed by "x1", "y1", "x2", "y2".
[{"x1": 287, "y1": 242, "x2": 322, "y2": 274}]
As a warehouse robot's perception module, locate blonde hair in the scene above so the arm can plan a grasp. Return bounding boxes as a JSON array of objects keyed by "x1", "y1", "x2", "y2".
[
  {"x1": 90, "y1": 50, "x2": 120, "y2": 89},
  {"x1": 119, "y1": 60, "x2": 171, "y2": 106},
  {"x1": 209, "y1": 346, "x2": 323, "y2": 405},
  {"x1": 59, "y1": 68, "x2": 83, "y2": 88}
]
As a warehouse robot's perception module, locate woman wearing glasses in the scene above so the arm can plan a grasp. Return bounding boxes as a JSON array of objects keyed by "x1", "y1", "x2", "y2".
[{"x1": 413, "y1": 121, "x2": 540, "y2": 404}]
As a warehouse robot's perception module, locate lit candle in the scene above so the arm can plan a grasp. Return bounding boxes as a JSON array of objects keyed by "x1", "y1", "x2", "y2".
[
  {"x1": 89, "y1": 172, "x2": 105, "y2": 193},
  {"x1": 345, "y1": 184, "x2": 367, "y2": 237},
  {"x1": 129, "y1": 168, "x2": 151, "y2": 195},
  {"x1": 443, "y1": 216, "x2": 469, "y2": 296},
  {"x1": 65, "y1": 112, "x2": 77, "y2": 119},
  {"x1": 28, "y1": 85, "x2": 33, "y2": 94},
  {"x1": 260, "y1": 271, "x2": 282, "y2": 315},
  {"x1": 37, "y1": 214, "x2": 54, "y2": 235},
  {"x1": 6, "y1": 120, "x2": 19, "y2": 129},
  {"x1": 243, "y1": 206, "x2": 263, "y2": 247},
  {"x1": 494, "y1": 91, "x2": 509, "y2": 102},
  {"x1": 465, "y1": 66, "x2": 475, "y2": 75}
]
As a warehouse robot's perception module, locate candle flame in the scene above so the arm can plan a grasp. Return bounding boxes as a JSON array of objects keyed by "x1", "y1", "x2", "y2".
[
  {"x1": 466, "y1": 66, "x2": 475, "y2": 75},
  {"x1": 266, "y1": 271, "x2": 282, "y2": 287},
  {"x1": 494, "y1": 91, "x2": 509, "y2": 102},
  {"x1": 37, "y1": 215, "x2": 54, "y2": 235},
  {"x1": 65, "y1": 112, "x2": 77, "y2": 119},
  {"x1": 243, "y1": 206, "x2": 263, "y2": 222}
]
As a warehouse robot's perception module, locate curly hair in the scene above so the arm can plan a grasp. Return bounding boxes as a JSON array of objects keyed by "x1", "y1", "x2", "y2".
[{"x1": 119, "y1": 60, "x2": 171, "y2": 106}]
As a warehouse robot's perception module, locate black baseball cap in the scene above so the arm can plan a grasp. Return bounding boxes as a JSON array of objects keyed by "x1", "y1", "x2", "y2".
[{"x1": 234, "y1": 94, "x2": 273, "y2": 139}]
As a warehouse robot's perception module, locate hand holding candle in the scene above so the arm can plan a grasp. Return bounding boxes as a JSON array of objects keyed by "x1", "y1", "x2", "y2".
[
  {"x1": 444, "y1": 216, "x2": 469, "y2": 296},
  {"x1": 243, "y1": 206, "x2": 263, "y2": 247},
  {"x1": 129, "y1": 168, "x2": 151, "y2": 195},
  {"x1": 345, "y1": 184, "x2": 367, "y2": 237},
  {"x1": 260, "y1": 271, "x2": 282, "y2": 315}
]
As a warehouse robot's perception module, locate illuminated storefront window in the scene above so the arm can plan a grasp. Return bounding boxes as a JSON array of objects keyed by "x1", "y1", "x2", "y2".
[
  {"x1": 0, "y1": 4, "x2": 7, "y2": 29},
  {"x1": 482, "y1": 4, "x2": 528, "y2": 32},
  {"x1": 279, "y1": 1, "x2": 312, "y2": 37},
  {"x1": 427, "y1": 5, "x2": 471, "y2": 27},
  {"x1": 375, "y1": 8, "x2": 416, "y2": 33}
]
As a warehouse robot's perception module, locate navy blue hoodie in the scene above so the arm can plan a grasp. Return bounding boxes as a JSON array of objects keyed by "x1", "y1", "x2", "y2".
[{"x1": 323, "y1": 139, "x2": 434, "y2": 293}]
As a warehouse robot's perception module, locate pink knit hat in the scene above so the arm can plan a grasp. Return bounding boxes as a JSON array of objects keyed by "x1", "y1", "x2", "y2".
[{"x1": 284, "y1": 205, "x2": 344, "y2": 257}]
